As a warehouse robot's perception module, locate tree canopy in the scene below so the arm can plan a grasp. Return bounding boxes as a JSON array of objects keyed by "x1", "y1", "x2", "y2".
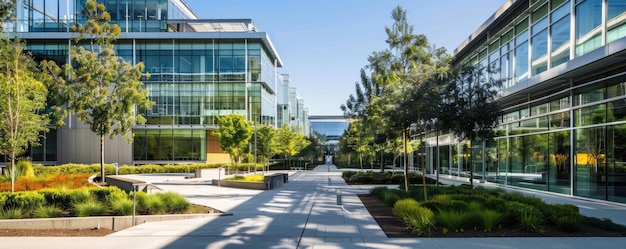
[
  {"x1": 42, "y1": 0, "x2": 153, "y2": 182},
  {"x1": 276, "y1": 125, "x2": 310, "y2": 168},
  {"x1": 0, "y1": 37, "x2": 49, "y2": 192},
  {"x1": 212, "y1": 114, "x2": 253, "y2": 165}
]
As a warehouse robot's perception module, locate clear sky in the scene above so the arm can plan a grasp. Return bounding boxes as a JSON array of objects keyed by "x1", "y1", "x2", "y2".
[{"x1": 183, "y1": 0, "x2": 506, "y2": 115}]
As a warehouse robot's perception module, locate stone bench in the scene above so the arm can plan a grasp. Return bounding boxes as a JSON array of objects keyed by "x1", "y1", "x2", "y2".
[{"x1": 106, "y1": 176, "x2": 161, "y2": 193}]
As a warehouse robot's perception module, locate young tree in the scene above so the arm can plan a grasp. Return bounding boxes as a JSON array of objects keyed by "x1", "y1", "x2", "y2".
[
  {"x1": 212, "y1": 114, "x2": 253, "y2": 167},
  {"x1": 255, "y1": 124, "x2": 277, "y2": 171},
  {"x1": 299, "y1": 135, "x2": 324, "y2": 167},
  {"x1": 0, "y1": 38, "x2": 49, "y2": 192},
  {"x1": 367, "y1": 6, "x2": 450, "y2": 194},
  {"x1": 440, "y1": 64, "x2": 502, "y2": 187},
  {"x1": 276, "y1": 125, "x2": 310, "y2": 168},
  {"x1": 42, "y1": 0, "x2": 153, "y2": 182}
]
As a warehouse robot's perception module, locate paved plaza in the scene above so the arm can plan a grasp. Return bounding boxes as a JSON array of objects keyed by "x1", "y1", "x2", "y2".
[{"x1": 0, "y1": 165, "x2": 625, "y2": 248}]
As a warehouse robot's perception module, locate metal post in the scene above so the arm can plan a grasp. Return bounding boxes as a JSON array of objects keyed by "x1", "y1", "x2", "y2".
[{"x1": 336, "y1": 188, "x2": 342, "y2": 205}]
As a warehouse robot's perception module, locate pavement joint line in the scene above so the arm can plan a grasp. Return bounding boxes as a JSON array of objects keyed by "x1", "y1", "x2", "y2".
[{"x1": 296, "y1": 182, "x2": 319, "y2": 249}]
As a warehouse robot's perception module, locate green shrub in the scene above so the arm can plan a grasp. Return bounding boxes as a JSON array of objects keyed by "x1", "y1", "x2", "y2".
[
  {"x1": 0, "y1": 207, "x2": 24, "y2": 219},
  {"x1": 485, "y1": 196, "x2": 507, "y2": 210},
  {"x1": 109, "y1": 198, "x2": 134, "y2": 216},
  {"x1": 33, "y1": 205, "x2": 64, "y2": 218},
  {"x1": 393, "y1": 199, "x2": 435, "y2": 236},
  {"x1": 555, "y1": 215, "x2": 582, "y2": 232},
  {"x1": 467, "y1": 201, "x2": 482, "y2": 212},
  {"x1": 0, "y1": 195, "x2": 6, "y2": 210},
  {"x1": 436, "y1": 209, "x2": 473, "y2": 232},
  {"x1": 69, "y1": 188, "x2": 94, "y2": 204},
  {"x1": 156, "y1": 192, "x2": 191, "y2": 213},
  {"x1": 370, "y1": 186, "x2": 390, "y2": 198},
  {"x1": 519, "y1": 210, "x2": 544, "y2": 234},
  {"x1": 382, "y1": 191, "x2": 401, "y2": 206},
  {"x1": 3, "y1": 160, "x2": 35, "y2": 181},
  {"x1": 432, "y1": 194, "x2": 452, "y2": 202},
  {"x1": 476, "y1": 209, "x2": 503, "y2": 232},
  {"x1": 38, "y1": 189, "x2": 75, "y2": 210},
  {"x1": 548, "y1": 204, "x2": 582, "y2": 232},
  {"x1": 73, "y1": 200, "x2": 108, "y2": 217},
  {"x1": 3, "y1": 191, "x2": 45, "y2": 212},
  {"x1": 90, "y1": 186, "x2": 128, "y2": 203},
  {"x1": 137, "y1": 192, "x2": 166, "y2": 215},
  {"x1": 504, "y1": 201, "x2": 543, "y2": 225}
]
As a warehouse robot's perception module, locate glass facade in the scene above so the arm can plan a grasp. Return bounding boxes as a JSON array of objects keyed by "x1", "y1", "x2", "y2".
[
  {"x1": 425, "y1": 0, "x2": 626, "y2": 204},
  {"x1": 10, "y1": 0, "x2": 290, "y2": 165},
  {"x1": 310, "y1": 117, "x2": 351, "y2": 153}
]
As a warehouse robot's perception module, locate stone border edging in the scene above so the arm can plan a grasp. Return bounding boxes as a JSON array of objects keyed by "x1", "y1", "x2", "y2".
[{"x1": 0, "y1": 213, "x2": 232, "y2": 231}]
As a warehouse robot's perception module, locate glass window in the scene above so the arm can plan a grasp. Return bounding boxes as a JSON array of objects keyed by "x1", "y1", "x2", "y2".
[
  {"x1": 574, "y1": 126, "x2": 605, "y2": 199},
  {"x1": 515, "y1": 40, "x2": 529, "y2": 82},
  {"x1": 574, "y1": 85, "x2": 605, "y2": 106},
  {"x1": 550, "y1": 111, "x2": 571, "y2": 128},
  {"x1": 532, "y1": 4, "x2": 549, "y2": 23},
  {"x1": 551, "y1": 16, "x2": 570, "y2": 67},
  {"x1": 607, "y1": 82, "x2": 626, "y2": 99},
  {"x1": 551, "y1": 1, "x2": 570, "y2": 20},
  {"x1": 575, "y1": 104, "x2": 607, "y2": 126},
  {"x1": 607, "y1": 0, "x2": 626, "y2": 43},
  {"x1": 551, "y1": 96, "x2": 571, "y2": 111},
  {"x1": 532, "y1": 103, "x2": 549, "y2": 116},
  {"x1": 575, "y1": 0, "x2": 602, "y2": 56},
  {"x1": 532, "y1": 28, "x2": 548, "y2": 75}
]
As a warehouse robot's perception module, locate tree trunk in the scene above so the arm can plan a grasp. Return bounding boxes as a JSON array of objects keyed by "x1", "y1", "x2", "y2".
[
  {"x1": 100, "y1": 134, "x2": 105, "y2": 183},
  {"x1": 436, "y1": 129, "x2": 440, "y2": 187},
  {"x1": 10, "y1": 153, "x2": 15, "y2": 193},
  {"x1": 380, "y1": 148, "x2": 385, "y2": 172},
  {"x1": 419, "y1": 124, "x2": 427, "y2": 201},
  {"x1": 469, "y1": 134, "x2": 474, "y2": 188},
  {"x1": 359, "y1": 153, "x2": 363, "y2": 170},
  {"x1": 403, "y1": 129, "x2": 409, "y2": 192}
]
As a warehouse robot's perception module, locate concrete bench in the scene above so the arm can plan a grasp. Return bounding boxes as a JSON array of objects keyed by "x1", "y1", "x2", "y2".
[
  {"x1": 106, "y1": 176, "x2": 162, "y2": 193},
  {"x1": 264, "y1": 173, "x2": 288, "y2": 189}
]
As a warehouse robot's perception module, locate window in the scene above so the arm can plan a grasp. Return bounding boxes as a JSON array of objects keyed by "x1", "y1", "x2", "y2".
[
  {"x1": 607, "y1": 0, "x2": 626, "y2": 43},
  {"x1": 575, "y1": 0, "x2": 602, "y2": 56},
  {"x1": 531, "y1": 17, "x2": 549, "y2": 75}
]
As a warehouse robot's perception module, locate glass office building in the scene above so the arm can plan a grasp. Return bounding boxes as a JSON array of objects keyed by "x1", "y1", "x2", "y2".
[
  {"x1": 11, "y1": 0, "x2": 288, "y2": 165},
  {"x1": 422, "y1": 0, "x2": 626, "y2": 204},
  {"x1": 310, "y1": 116, "x2": 351, "y2": 154}
]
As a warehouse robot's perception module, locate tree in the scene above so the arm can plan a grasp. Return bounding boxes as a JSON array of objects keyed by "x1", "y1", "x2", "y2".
[
  {"x1": 0, "y1": 38, "x2": 49, "y2": 192},
  {"x1": 367, "y1": 6, "x2": 450, "y2": 195},
  {"x1": 276, "y1": 125, "x2": 310, "y2": 168},
  {"x1": 299, "y1": 135, "x2": 324, "y2": 167},
  {"x1": 42, "y1": 0, "x2": 153, "y2": 182},
  {"x1": 440, "y1": 64, "x2": 502, "y2": 187},
  {"x1": 0, "y1": 0, "x2": 14, "y2": 32},
  {"x1": 212, "y1": 114, "x2": 253, "y2": 167},
  {"x1": 255, "y1": 124, "x2": 278, "y2": 171}
]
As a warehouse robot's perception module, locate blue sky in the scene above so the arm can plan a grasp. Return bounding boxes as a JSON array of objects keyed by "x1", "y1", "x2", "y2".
[{"x1": 184, "y1": 0, "x2": 505, "y2": 115}]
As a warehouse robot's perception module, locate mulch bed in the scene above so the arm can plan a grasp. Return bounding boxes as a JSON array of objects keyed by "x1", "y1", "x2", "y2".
[{"x1": 358, "y1": 194, "x2": 625, "y2": 237}]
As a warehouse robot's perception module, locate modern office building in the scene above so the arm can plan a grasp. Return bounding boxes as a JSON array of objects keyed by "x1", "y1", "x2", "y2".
[
  {"x1": 422, "y1": 0, "x2": 626, "y2": 204},
  {"x1": 277, "y1": 74, "x2": 311, "y2": 135},
  {"x1": 309, "y1": 116, "x2": 351, "y2": 154},
  {"x1": 8, "y1": 0, "x2": 307, "y2": 165}
]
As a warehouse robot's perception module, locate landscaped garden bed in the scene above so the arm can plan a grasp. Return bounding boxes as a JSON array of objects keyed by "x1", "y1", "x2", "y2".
[
  {"x1": 362, "y1": 185, "x2": 626, "y2": 237},
  {"x1": 342, "y1": 171, "x2": 438, "y2": 185}
]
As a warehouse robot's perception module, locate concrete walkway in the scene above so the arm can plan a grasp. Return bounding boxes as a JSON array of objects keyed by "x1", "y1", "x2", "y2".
[{"x1": 0, "y1": 165, "x2": 625, "y2": 248}]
